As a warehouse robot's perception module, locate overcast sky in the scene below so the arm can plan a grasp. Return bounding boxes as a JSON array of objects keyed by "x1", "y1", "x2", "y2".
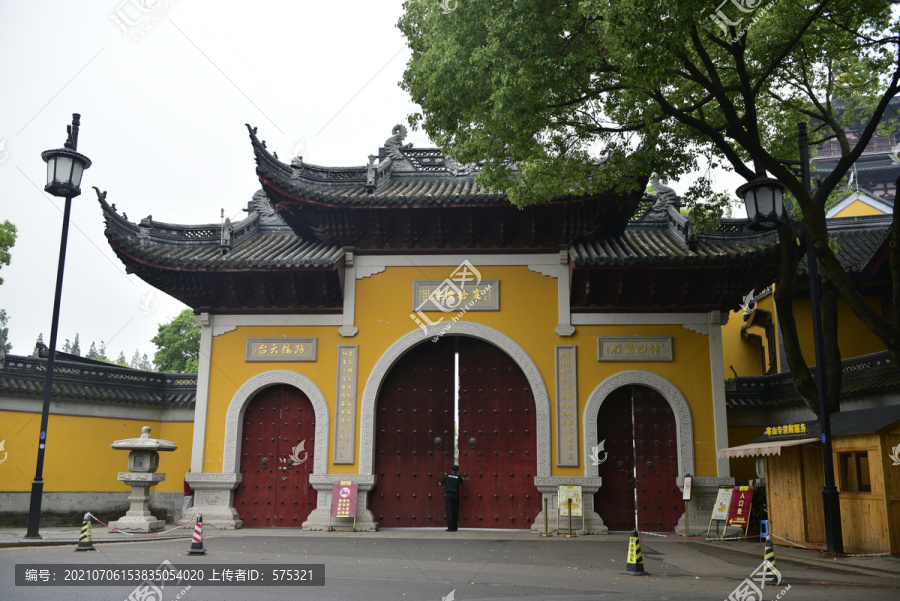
[{"x1": 0, "y1": 1, "x2": 742, "y2": 365}]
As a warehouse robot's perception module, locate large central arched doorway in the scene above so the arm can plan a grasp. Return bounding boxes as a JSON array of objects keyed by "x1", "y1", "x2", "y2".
[
  {"x1": 233, "y1": 384, "x2": 317, "y2": 527},
  {"x1": 370, "y1": 336, "x2": 539, "y2": 528},
  {"x1": 593, "y1": 385, "x2": 682, "y2": 532}
]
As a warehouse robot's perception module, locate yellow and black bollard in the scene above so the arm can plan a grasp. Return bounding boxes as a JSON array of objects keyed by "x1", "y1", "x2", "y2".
[
  {"x1": 75, "y1": 513, "x2": 96, "y2": 551},
  {"x1": 761, "y1": 534, "x2": 780, "y2": 584},
  {"x1": 622, "y1": 530, "x2": 649, "y2": 576},
  {"x1": 188, "y1": 513, "x2": 206, "y2": 555}
]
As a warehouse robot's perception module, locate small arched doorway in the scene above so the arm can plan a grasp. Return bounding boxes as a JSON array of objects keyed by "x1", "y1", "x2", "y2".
[
  {"x1": 233, "y1": 384, "x2": 317, "y2": 526},
  {"x1": 593, "y1": 385, "x2": 682, "y2": 531}
]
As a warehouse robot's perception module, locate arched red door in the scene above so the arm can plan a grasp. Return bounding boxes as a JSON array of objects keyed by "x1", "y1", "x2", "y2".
[
  {"x1": 234, "y1": 385, "x2": 317, "y2": 527},
  {"x1": 593, "y1": 385, "x2": 681, "y2": 532},
  {"x1": 371, "y1": 336, "x2": 539, "y2": 528}
]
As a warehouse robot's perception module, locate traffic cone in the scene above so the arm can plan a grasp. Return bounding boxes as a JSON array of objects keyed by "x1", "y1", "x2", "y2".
[
  {"x1": 188, "y1": 514, "x2": 206, "y2": 555},
  {"x1": 75, "y1": 513, "x2": 95, "y2": 552},
  {"x1": 622, "y1": 530, "x2": 649, "y2": 576},
  {"x1": 761, "y1": 534, "x2": 780, "y2": 584}
]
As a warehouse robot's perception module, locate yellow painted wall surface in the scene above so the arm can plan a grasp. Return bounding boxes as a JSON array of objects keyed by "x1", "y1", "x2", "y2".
[
  {"x1": 834, "y1": 200, "x2": 885, "y2": 218},
  {"x1": 790, "y1": 297, "x2": 887, "y2": 363},
  {"x1": 202, "y1": 264, "x2": 724, "y2": 479},
  {"x1": 0, "y1": 411, "x2": 192, "y2": 492},
  {"x1": 721, "y1": 293, "x2": 779, "y2": 379}
]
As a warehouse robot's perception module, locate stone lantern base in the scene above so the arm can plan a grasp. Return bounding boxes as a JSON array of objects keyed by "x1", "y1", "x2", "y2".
[{"x1": 109, "y1": 472, "x2": 167, "y2": 532}]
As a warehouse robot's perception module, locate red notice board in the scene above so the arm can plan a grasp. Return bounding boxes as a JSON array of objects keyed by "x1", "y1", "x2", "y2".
[
  {"x1": 331, "y1": 481, "x2": 358, "y2": 518},
  {"x1": 726, "y1": 486, "x2": 754, "y2": 532}
]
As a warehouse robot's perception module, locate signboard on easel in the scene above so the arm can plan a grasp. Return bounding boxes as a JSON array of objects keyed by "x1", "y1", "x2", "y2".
[
  {"x1": 725, "y1": 486, "x2": 754, "y2": 536},
  {"x1": 557, "y1": 485, "x2": 584, "y2": 535},
  {"x1": 328, "y1": 481, "x2": 358, "y2": 531},
  {"x1": 706, "y1": 486, "x2": 733, "y2": 538}
]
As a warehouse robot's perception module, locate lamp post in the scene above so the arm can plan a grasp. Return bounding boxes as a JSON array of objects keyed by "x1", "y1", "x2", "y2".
[
  {"x1": 736, "y1": 122, "x2": 843, "y2": 554},
  {"x1": 24, "y1": 114, "x2": 92, "y2": 539}
]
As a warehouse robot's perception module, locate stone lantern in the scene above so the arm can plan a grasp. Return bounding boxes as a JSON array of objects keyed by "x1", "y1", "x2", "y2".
[{"x1": 109, "y1": 426, "x2": 177, "y2": 532}]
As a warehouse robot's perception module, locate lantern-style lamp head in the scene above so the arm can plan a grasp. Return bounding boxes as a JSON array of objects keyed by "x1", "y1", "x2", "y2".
[
  {"x1": 42, "y1": 113, "x2": 91, "y2": 198},
  {"x1": 737, "y1": 176, "x2": 786, "y2": 230}
]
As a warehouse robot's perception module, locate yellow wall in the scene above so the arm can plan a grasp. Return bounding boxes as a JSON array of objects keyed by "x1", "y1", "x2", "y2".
[
  {"x1": 834, "y1": 200, "x2": 885, "y2": 218},
  {"x1": 722, "y1": 293, "x2": 778, "y2": 378},
  {"x1": 0, "y1": 411, "x2": 193, "y2": 492},
  {"x1": 790, "y1": 296, "x2": 887, "y2": 363},
  {"x1": 201, "y1": 264, "x2": 724, "y2": 479}
]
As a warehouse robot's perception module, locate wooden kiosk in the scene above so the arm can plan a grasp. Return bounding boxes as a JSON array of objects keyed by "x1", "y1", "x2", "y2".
[{"x1": 718, "y1": 405, "x2": 900, "y2": 553}]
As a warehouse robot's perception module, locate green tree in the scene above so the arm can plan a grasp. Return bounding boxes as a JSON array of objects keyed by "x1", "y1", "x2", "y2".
[
  {"x1": 116, "y1": 350, "x2": 128, "y2": 366},
  {"x1": 152, "y1": 309, "x2": 200, "y2": 373},
  {"x1": 399, "y1": 0, "x2": 900, "y2": 414},
  {"x1": 86, "y1": 341, "x2": 99, "y2": 360},
  {"x1": 0, "y1": 309, "x2": 10, "y2": 353},
  {"x1": 0, "y1": 220, "x2": 17, "y2": 286},
  {"x1": 62, "y1": 333, "x2": 82, "y2": 356}
]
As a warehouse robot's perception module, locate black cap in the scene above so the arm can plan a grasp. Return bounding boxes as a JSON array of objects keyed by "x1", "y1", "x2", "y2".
[{"x1": 452, "y1": 465, "x2": 459, "y2": 471}]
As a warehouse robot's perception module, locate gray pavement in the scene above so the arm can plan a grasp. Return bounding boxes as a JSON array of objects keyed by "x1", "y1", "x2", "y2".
[{"x1": 1, "y1": 525, "x2": 898, "y2": 601}]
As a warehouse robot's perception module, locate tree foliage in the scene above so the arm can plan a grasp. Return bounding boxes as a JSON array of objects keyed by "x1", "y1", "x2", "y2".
[
  {"x1": 62, "y1": 333, "x2": 81, "y2": 356},
  {"x1": 0, "y1": 220, "x2": 17, "y2": 286},
  {"x1": 0, "y1": 309, "x2": 10, "y2": 353},
  {"x1": 400, "y1": 0, "x2": 900, "y2": 414},
  {"x1": 152, "y1": 309, "x2": 200, "y2": 373}
]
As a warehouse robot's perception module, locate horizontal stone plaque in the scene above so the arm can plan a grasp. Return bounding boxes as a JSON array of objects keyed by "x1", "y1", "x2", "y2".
[
  {"x1": 597, "y1": 337, "x2": 673, "y2": 362},
  {"x1": 412, "y1": 280, "x2": 499, "y2": 312},
  {"x1": 246, "y1": 338, "x2": 317, "y2": 362}
]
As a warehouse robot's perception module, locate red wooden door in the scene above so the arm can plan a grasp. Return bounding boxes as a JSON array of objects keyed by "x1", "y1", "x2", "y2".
[
  {"x1": 371, "y1": 337, "x2": 456, "y2": 527},
  {"x1": 594, "y1": 385, "x2": 680, "y2": 532},
  {"x1": 593, "y1": 387, "x2": 637, "y2": 531},
  {"x1": 457, "y1": 337, "x2": 539, "y2": 528},
  {"x1": 234, "y1": 385, "x2": 316, "y2": 527},
  {"x1": 632, "y1": 386, "x2": 681, "y2": 531}
]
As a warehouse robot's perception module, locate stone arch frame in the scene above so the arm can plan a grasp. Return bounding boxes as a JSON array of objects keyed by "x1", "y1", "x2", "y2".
[
  {"x1": 359, "y1": 322, "x2": 552, "y2": 477},
  {"x1": 583, "y1": 370, "x2": 694, "y2": 478},
  {"x1": 222, "y1": 370, "x2": 330, "y2": 476}
]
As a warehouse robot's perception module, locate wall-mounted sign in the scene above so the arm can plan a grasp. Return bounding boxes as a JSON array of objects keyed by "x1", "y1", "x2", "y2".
[
  {"x1": 682, "y1": 475, "x2": 693, "y2": 501},
  {"x1": 245, "y1": 338, "x2": 317, "y2": 362},
  {"x1": 412, "y1": 280, "x2": 500, "y2": 312},
  {"x1": 597, "y1": 337, "x2": 673, "y2": 362},
  {"x1": 333, "y1": 346, "x2": 358, "y2": 464},
  {"x1": 555, "y1": 346, "x2": 578, "y2": 467},
  {"x1": 765, "y1": 423, "x2": 808, "y2": 437}
]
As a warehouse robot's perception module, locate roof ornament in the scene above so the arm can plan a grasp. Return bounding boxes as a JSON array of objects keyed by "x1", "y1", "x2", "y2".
[
  {"x1": 220, "y1": 218, "x2": 233, "y2": 254},
  {"x1": 93, "y1": 186, "x2": 108, "y2": 203},
  {"x1": 250, "y1": 189, "x2": 280, "y2": 225},
  {"x1": 445, "y1": 156, "x2": 478, "y2": 176},
  {"x1": 384, "y1": 124, "x2": 408, "y2": 161},
  {"x1": 366, "y1": 155, "x2": 377, "y2": 193},
  {"x1": 645, "y1": 173, "x2": 679, "y2": 220}
]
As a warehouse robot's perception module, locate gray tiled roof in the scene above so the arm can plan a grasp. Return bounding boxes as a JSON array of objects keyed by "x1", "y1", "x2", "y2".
[
  {"x1": 726, "y1": 351, "x2": 899, "y2": 411},
  {"x1": 0, "y1": 355, "x2": 196, "y2": 408},
  {"x1": 799, "y1": 215, "x2": 892, "y2": 274},
  {"x1": 99, "y1": 195, "x2": 344, "y2": 269},
  {"x1": 570, "y1": 225, "x2": 779, "y2": 265}
]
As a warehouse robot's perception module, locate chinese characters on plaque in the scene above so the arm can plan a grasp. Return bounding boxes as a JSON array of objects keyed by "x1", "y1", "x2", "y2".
[
  {"x1": 556, "y1": 346, "x2": 578, "y2": 467},
  {"x1": 245, "y1": 338, "x2": 317, "y2": 362},
  {"x1": 726, "y1": 486, "x2": 754, "y2": 534},
  {"x1": 597, "y1": 337, "x2": 673, "y2": 362},
  {"x1": 411, "y1": 279, "x2": 500, "y2": 312},
  {"x1": 333, "y1": 346, "x2": 358, "y2": 464}
]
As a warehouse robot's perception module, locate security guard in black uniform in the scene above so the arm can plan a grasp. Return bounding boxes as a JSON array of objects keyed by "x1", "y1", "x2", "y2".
[{"x1": 439, "y1": 465, "x2": 462, "y2": 531}]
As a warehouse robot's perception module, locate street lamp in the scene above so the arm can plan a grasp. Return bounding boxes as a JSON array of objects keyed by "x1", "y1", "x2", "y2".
[
  {"x1": 736, "y1": 122, "x2": 843, "y2": 554},
  {"x1": 24, "y1": 114, "x2": 92, "y2": 539}
]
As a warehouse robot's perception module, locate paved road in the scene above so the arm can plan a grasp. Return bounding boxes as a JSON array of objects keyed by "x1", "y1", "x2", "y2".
[{"x1": 2, "y1": 529, "x2": 898, "y2": 601}]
